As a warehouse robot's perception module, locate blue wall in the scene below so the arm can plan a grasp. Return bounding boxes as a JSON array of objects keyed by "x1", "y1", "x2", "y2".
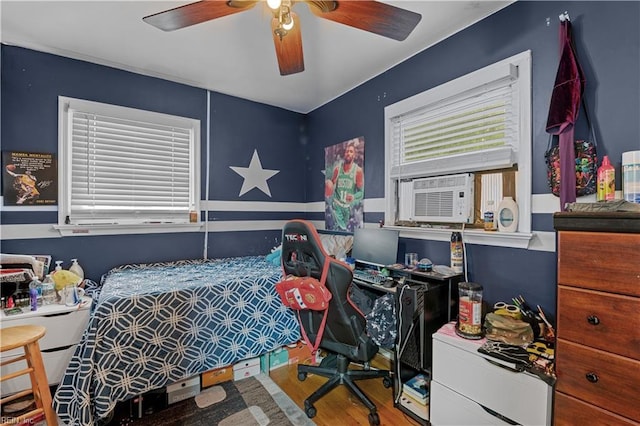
[
  {"x1": 305, "y1": 1, "x2": 639, "y2": 316},
  {"x1": 2, "y1": 1, "x2": 639, "y2": 318},
  {"x1": 1, "y1": 46, "x2": 306, "y2": 279}
]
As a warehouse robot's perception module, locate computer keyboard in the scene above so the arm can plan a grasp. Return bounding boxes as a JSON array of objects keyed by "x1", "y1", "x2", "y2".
[{"x1": 353, "y1": 269, "x2": 389, "y2": 286}]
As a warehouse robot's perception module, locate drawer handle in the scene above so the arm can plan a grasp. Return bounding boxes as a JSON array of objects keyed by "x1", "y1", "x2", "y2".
[
  {"x1": 43, "y1": 312, "x2": 73, "y2": 318},
  {"x1": 587, "y1": 315, "x2": 600, "y2": 325},
  {"x1": 586, "y1": 372, "x2": 599, "y2": 383},
  {"x1": 484, "y1": 358, "x2": 525, "y2": 373},
  {"x1": 479, "y1": 404, "x2": 519, "y2": 425},
  {"x1": 41, "y1": 344, "x2": 74, "y2": 353}
]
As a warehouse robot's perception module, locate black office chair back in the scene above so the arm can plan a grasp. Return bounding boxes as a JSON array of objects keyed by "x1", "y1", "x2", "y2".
[{"x1": 281, "y1": 219, "x2": 378, "y2": 363}]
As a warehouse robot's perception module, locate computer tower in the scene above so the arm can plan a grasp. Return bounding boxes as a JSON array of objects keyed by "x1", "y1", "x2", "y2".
[{"x1": 396, "y1": 281, "x2": 449, "y2": 372}]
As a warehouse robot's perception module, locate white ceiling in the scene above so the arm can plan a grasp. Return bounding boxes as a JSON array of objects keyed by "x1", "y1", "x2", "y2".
[{"x1": 1, "y1": 1, "x2": 513, "y2": 113}]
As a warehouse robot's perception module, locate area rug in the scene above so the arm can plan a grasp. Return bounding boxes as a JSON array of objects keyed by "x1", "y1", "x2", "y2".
[{"x1": 106, "y1": 374, "x2": 315, "y2": 426}]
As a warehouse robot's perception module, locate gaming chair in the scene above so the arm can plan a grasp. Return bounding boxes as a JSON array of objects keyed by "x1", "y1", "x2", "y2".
[{"x1": 280, "y1": 219, "x2": 391, "y2": 426}]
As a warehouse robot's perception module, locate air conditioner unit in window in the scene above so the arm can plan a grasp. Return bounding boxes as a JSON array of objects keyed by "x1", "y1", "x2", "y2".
[{"x1": 409, "y1": 173, "x2": 474, "y2": 223}]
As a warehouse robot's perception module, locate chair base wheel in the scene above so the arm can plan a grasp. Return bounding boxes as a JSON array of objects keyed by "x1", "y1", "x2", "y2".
[
  {"x1": 304, "y1": 401, "x2": 317, "y2": 418},
  {"x1": 368, "y1": 412, "x2": 380, "y2": 425}
]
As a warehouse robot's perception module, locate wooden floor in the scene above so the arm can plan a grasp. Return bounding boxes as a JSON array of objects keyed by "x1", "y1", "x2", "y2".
[{"x1": 269, "y1": 354, "x2": 424, "y2": 426}]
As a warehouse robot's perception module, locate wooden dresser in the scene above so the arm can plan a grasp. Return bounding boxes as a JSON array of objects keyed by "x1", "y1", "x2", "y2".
[{"x1": 553, "y1": 212, "x2": 640, "y2": 425}]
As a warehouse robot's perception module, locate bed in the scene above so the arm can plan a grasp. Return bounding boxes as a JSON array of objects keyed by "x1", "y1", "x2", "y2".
[{"x1": 52, "y1": 255, "x2": 300, "y2": 426}]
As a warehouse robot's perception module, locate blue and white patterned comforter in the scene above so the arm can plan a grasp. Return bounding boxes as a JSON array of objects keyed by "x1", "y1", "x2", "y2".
[{"x1": 53, "y1": 256, "x2": 300, "y2": 426}]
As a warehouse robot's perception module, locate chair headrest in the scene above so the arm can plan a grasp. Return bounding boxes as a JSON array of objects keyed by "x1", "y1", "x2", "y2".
[{"x1": 281, "y1": 219, "x2": 328, "y2": 278}]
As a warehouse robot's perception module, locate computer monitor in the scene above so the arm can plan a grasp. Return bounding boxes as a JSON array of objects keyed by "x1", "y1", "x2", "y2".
[{"x1": 351, "y1": 227, "x2": 400, "y2": 269}]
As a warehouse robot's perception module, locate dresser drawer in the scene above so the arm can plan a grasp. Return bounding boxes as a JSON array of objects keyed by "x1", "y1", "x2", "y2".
[
  {"x1": 432, "y1": 332, "x2": 552, "y2": 426},
  {"x1": 0, "y1": 344, "x2": 77, "y2": 393},
  {"x1": 557, "y1": 286, "x2": 640, "y2": 359},
  {"x1": 430, "y1": 380, "x2": 512, "y2": 425},
  {"x1": 558, "y1": 231, "x2": 640, "y2": 296},
  {"x1": 556, "y1": 339, "x2": 640, "y2": 422},
  {"x1": 554, "y1": 392, "x2": 639, "y2": 426},
  {"x1": 1, "y1": 307, "x2": 90, "y2": 355}
]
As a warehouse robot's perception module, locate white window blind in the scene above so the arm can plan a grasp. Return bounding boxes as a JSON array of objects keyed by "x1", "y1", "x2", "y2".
[
  {"x1": 393, "y1": 83, "x2": 514, "y2": 163},
  {"x1": 387, "y1": 61, "x2": 521, "y2": 181},
  {"x1": 384, "y1": 50, "x2": 532, "y2": 236},
  {"x1": 59, "y1": 97, "x2": 200, "y2": 225}
]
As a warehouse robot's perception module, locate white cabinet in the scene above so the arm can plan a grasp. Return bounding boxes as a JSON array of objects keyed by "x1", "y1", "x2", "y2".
[
  {"x1": 1, "y1": 297, "x2": 92, "y2": 393},
  {"x1": 430, "y1": 323, "x2": 552, "y2": 426}
]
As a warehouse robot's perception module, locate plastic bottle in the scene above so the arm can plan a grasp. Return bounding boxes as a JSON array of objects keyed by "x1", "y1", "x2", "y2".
[
  {"x1": 69, "y1": 258, "x2": 85, "y2": 280},
  {"x1": 597, "y1": 155, "x2": 615, "y2": 201},
  {"x1": 41, "y1": 274, "x2": 57, "y2": 305},
  {"x1": 497, "y1": 196, "x2": 519, "y2": 232},
  {"x1": 622, "y1": 151, "x2": 640, "y2": 203},
  {"x1": 483, "y1": 200, "x2": 496, "y2": 231},
  {"x1": 29, "y1": 278, "x2": 40, "y2": 311},
  {"x1": 450, "y1": 232, "x2": 463, "y2": 274}
]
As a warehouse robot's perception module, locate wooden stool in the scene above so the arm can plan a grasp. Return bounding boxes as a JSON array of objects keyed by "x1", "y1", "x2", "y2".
[{"x1": 1, "y1": 325, "x2": 58, "y2": 426}]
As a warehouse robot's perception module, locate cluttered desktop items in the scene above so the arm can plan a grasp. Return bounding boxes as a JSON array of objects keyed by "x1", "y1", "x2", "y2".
[{"x1": 350, "y1": 227, "x2": 399, "y2": 287}]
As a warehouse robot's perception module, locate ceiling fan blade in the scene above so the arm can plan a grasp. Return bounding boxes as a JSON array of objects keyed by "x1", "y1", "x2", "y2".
[
  {"x1": 307, "y1": 0, "x2": 421, "y2": 41},
  {"x1": 272, "y1": 13, "x2": 304, "y2": 76},
  {"x1": 143, "y1": 0, "x2": 258, "y2": 32}
]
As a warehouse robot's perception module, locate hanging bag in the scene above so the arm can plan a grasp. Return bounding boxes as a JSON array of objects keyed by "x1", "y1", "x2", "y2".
[
  {"x1": 545, "y1": 17, "x2": 587, "y2": 208},
  {"x1": 275, "y1": 257, "x2": 332, "y2": 352},
  {"x1": 545, "y1": 97, "x2": 598, "y2": 197}
]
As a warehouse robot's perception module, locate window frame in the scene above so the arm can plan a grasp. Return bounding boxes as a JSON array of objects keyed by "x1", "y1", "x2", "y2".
[
  {"x1": 56, "y1": 96, "x2": 201, "y2": 236},
  {"x1": 384, "y1": 51, "x2": 532, "y2": 248}
]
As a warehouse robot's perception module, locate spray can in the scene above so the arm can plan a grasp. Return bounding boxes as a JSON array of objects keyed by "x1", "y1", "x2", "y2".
[
  {"x1": 450, "y1": 232, "x2": 463, "y2": 274},
  {"x1": 597, "y1": 155, "x2": 615, "y2": 201}
]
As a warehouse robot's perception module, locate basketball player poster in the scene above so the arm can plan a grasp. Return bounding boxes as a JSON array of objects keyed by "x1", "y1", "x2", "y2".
[
  {"x1": 324, "y1": 137, "x2": 364, "y2": 232},
  {"x1": 2, "y1": 151, "x2": 58, "y2": 206}
]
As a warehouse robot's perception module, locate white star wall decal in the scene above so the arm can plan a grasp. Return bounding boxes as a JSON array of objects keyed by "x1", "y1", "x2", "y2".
[{"x1": 229, "y1": 149, "x2": 280, "y2": 197}]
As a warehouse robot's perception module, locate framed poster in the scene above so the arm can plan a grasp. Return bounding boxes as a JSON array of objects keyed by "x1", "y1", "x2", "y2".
[
  {"x1": 324, "y1": 137, "x2": 365, "y2": 232},
  {"x1": 2, "y1": 151, "x2": 57, "y2": 206}
]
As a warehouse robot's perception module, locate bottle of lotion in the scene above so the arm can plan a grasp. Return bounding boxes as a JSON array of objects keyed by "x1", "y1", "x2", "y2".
[
  {"x1": 597, "y1": 155, "x2": 615, "y2": 201},
  {"x1": 497, "y1": 196, "x2": 519, "y2": 232}
]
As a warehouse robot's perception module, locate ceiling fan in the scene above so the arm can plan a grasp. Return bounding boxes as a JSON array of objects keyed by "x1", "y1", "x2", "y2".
[{"x1": 143, "y1": 0, "x2": 422, "y2": 76}]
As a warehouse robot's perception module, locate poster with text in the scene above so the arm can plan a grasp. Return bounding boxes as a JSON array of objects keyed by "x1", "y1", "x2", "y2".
[
  {"x1": 324, "y1": 137, "x2": 365, "y2": 232},
  {"x1": 2, "y1": 151, "x2": 58, "y2": 206}
]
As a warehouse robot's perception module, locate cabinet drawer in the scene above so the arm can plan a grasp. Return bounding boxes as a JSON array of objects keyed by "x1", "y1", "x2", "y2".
[
  {"x1": 430, "y1": 380, "x2": 512, "y2": 425},
  {"x1": 554, "y1": 392, "x2": 639, "y2": 426},
  {"x1": 557, "y1": 286, "x2": 640, "y2": 360},
  {"x1": 1, "y1": 345, "x2": 76, "y2": 394},
  {"x1": 558, "y1": 231, "x2": 640, "y2": 296},
  {"x1": 432, "y1": 334, "x2": 551, "y2": 426},
  {"x1": 1, "y1": 307, "x2": 89, "y2": 355},
  {"x1": 556, "y1": 339, "x2": 640, "y2": 422}
]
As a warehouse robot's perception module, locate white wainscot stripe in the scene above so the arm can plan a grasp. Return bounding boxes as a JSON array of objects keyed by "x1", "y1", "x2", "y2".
[
  {"x1": 1, "y1": 196, "x2": 560, "y2": 251},
  {"x1": 205, "y1": 220, "x2": 289, "y2": 232},
  {"x1": 0, "y1": 224, "x2": 61, "y2": 239},
  {"x1": 202, "y1": 200, "x2": 307, "y2": 212}
]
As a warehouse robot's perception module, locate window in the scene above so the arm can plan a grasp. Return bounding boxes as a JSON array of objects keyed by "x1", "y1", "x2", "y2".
[
  {"x1": 384, "y1": 51, "x2": 531, "y2": 242},
  {"x1": 58, "y1": 97, "x2": 200, "y2": 227}
]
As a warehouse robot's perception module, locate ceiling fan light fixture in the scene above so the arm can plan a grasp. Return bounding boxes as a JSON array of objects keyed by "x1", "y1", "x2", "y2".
[
  {"x1": 282, "y1": 8, "x2": 294, "y2": 30},
  {"x1": 144, "y1": 0, "x2": 421, "y2": 76},
  {"x1": 266, "y1": 0, "x2": 282, "y2": 10}
]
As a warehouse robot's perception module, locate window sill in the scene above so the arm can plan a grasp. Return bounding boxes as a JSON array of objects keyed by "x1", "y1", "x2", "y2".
[
  {"x1": 53, "y1": 222, "x2": 203, "y2": 237},
  {"x1": 386, "y1": 225, "x2": 534, "y2": 249}
]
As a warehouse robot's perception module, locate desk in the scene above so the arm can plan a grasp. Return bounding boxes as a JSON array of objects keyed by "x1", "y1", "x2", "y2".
[{"x1": 353, "y1": 267, "x2": 461, "y2": 425}]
